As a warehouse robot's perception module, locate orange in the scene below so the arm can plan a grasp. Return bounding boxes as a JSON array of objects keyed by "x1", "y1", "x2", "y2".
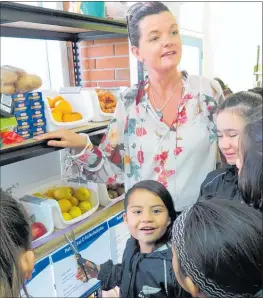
[
  {"x1": 53, "y1": 99, "x2": 72, "y2": 114},
  {"x1": 62, "y1": 112, "x2": 83, "y2": 122},
  {"x1": 47, "y1": 96, "x2": 54, "y2": 108},
  {"x1": 52, "y1": 95, "x2": 65, "y2": 107},
  {"x1": 51, "y1": 110, "x2": 63, "y2": 122}
]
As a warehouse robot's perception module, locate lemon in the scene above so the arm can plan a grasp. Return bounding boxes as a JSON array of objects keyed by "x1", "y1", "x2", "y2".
[
  {"x1": 74, "y1": 187, "x2": 90, "y2": 201},
  {"x1": 62, "y1": 213, "x2": 72, "y2": 221},
  {"x1": 69, "y1": 206, "x2": 82, "y2": 219},
  {"x1": 45, "y1": 188, "x2": 56, "y2": 198},
  {"x1": 79, "y1": 201, "x2": 92, "y2": 214},
  {"x1": 69, "y1": 196, "x2": 79, "y2": 206},
  {"x1": 32, "y1": 192, "x2": 45, "y2": 198},
  {"x1": 58, "y1": 199, "x2": 72, "y2": 213},
  {"x1": 54, "y1": 187, "x2": 72, "y2": 201}
]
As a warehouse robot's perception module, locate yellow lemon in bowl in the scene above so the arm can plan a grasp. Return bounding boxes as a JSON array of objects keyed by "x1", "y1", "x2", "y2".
[
  {"x1": 79, "y1": 201, "x2": 92, "y2": 214},
  {"x1": 58, "y1": 199, "x2": 72, "y2": 213},
  {"x1": 62, "y1": 213, "x2": 72, "y2": 221},
  {"x1": 69, "y1": 206, "x2": 82, "y2": 219}
]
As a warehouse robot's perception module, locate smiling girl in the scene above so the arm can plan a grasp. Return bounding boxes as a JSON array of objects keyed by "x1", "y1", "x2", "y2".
[
  {"x1": 199, "y1": 91, "x2": 262, "y2": 201},
  {"x1": 76, "y1": 180, "x2": 189, "y2": 297}
]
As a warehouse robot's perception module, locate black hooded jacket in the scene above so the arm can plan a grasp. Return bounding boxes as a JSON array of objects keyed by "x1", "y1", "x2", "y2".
[
  {"x1": 98, "y1": 237, "x2": 190, "y2": 298},
  {"x1": 199, "y1": 164, "x2": 243, "y2": 201}
]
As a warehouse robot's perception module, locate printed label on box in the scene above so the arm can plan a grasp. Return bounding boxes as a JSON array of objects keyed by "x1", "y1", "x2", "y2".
[
  {"x1": 27, "y1": 92, "x2": 43, "y2": 102},
  {"x1": 32, "y1": 117, "x2": 46, "y2": 128},
  {"x1": 11, "y1": 93, "x2": 27, "y2": 102},
  {"x1": 14, "y1": 110, "x2": 31, "y2": 120},
  {"x1": 30, "y1": 100, "x2": 44, "y2": 110},
  {"x1": 16, "y1": 128, "x2": 32, "y2": 139},
  {"x1": 31, "y1": 108, "x2": 45, "y2": 119},
  {"x1": 108, "y1": 211, "x2": 130, "y2": 264},
  {"x1": 31, "y1": 126, "x2": 46, "y2": 137},
  {"x1": 17, "y1": 124, "x2": 31, "y2": 130},
  {"x1": 51, "y1": 222, "x2": 110, "y2": 298},
  {"x1": 13, "y1": 102, "x2": 29, "y2": 112},
  {"x1": 16, "y1": 118, "x2": 31, "y2": 126},
  {"x1": 20, "y1": 256, "x2": 56, "y2": 297}
]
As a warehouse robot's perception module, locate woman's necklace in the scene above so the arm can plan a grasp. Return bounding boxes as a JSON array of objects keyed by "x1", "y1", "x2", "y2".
[{"x1": 151, "y1": 76, "x2": 182, "y2": 113}]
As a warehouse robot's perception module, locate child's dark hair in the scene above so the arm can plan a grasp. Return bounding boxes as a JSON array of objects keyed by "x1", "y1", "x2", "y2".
[
  {"x1": 172, "y1": 198, "x2": 262, "y2": 298},
  {"x1": 239, "y1": 112, "x2": 263, "y2": 211},
  {"x1": 127, "y1": 2, "x2": 170, "y2": 47},
  {"x1": 217, "y1": 91, "x2": 262, "y2": 119},
  {"x1": 248, "y1": 87, "x2": 263, "y2": 98},
  {"x1": 214, "y1": 77, "x2": 233, "y2": 97},
  {"x1": 0, "y1": 188, "x2": 32, "y2": 297},
  {"x1": 125, "y1": 180, "x2": 177, "y2": 242}
]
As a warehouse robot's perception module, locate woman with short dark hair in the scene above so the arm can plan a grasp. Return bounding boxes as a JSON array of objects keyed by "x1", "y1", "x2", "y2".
[{"x1": 37, "y1": 2, "x2": 224, "y2": 212}]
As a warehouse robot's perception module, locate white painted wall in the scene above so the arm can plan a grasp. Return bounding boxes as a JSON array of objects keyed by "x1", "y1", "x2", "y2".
[
  {"x1": 203, "y1": 2, "x2": 262, "y2": 92},
  {"x1": 0, "y1": 152, "x2": 61, "y2": 192}
]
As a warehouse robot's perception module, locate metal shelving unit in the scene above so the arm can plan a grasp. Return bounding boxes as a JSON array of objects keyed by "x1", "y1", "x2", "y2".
[
  {"x1": 0, "y1": 2, "x2": 128, "y2": 41},
  {"x1": 0, "y1": 124, "x2": 108, "y2": 167},
  {"x1": 0, "y1": 2, "x2": 128, "y2": 166}
]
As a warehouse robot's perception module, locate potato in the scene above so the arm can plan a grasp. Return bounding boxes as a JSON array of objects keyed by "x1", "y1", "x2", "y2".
[
  {"x1": 0, "y1": 84, "x2": 15, "y2": 95},
  {"x1": 108, "y1": 190, "x2": 118, "y2": 199},
  {"x1": 16, "y1": 74, "x2": 42, "y2": 93},
  {"x1": 111, "y1": 191, "x2": 118, "y2": 198},
  {"x1": 116, "y1": 187, "x2": 125, "y2": 196},
  {"x1": 1, "y1": 69, "x2": 18, "y2": 84},
  {"x1": 109, "y1": 184, "x2": 117, "y2": 190}
]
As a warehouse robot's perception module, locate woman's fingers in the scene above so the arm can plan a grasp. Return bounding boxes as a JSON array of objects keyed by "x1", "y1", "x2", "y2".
[
  {"x1": 34, "y1": 129, "x2": 87, "y2": 149},
  {"x1": 47, "y1": 140, "x2": 68, "y2": 147},
  {"x1": 34, "y1": 129, "x2": 65, "y2": 141}
]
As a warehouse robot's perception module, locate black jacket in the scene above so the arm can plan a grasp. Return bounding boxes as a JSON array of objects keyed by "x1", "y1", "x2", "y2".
[
  {"x1": 199, "y1": 164, "x2": 243, "y2": 201},
  {"x1": 98, "y1": 237, "x2": 189, "y2": 298}
]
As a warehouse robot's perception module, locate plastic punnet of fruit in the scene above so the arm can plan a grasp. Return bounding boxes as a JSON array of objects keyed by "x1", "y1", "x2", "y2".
[
  {"x1": 31, "y1": 185, "x2": 93, "y2": 221},
  {"x1": 47, "y1": 95, "x2": 83, "y2": 123}
]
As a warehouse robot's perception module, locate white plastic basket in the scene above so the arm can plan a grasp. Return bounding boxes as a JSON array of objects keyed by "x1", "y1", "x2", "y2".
[
  {"x1": 83, "y1": 87, "x2": 127, "y2": 122},
  {"x1": 14, "y1": 176, "x2": 100, "y2": 230},
  {"x1": 20, "y1": 197, "x2": 54, "y2": 243},
  {"x1": 97, "y1": 183, "x2": 125, "y2": 207},
  {"x1": 41, "y1": 89, "x2": 94, "y2": 132}
]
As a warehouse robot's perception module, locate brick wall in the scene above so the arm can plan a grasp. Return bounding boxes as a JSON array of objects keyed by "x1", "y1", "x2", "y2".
[
  {"x1": 64, "y1": 2, "x2": 131, "y2": 88},
  {"x1": 67, "y1": 38, "x2": 131, "y2": 88}
]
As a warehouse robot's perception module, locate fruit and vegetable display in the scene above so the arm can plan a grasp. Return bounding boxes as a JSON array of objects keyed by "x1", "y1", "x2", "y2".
[
  {"x1": 31, "y1": 222, "x2": 48, "y2": 241},
  {"x1": 96, "y1": 89, "x2": 117, "y2": 113},
  {"x1": 107, "y1": 183, "x2": 125, "y2": 199},
  {"x1": 1, "y1": 65, "x2": 42, "y2": 94},
  {"x1": 32, "y1": 186, "x2": 93, "y2": 221},
  {"x1": 46, "y1": 95, "x2": 83, "y2": 123}
]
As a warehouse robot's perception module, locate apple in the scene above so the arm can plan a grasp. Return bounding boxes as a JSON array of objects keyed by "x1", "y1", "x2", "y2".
[{"x1": 31, "y1": 222, "x2": 47, "y2": 241}]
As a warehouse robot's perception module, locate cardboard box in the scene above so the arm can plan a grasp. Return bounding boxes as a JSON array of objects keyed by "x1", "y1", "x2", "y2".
[
  {"x1": 16, "y1": 128, "x2": 32, "y2": 140},
  {"x1": 27, "y1": 92, "x2": 43, "y2": 102},
  {"x1": 31, "y1": 117, "x2": 46, "y2": 128}
]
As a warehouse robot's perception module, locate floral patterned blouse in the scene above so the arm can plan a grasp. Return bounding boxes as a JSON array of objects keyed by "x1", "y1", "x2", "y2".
[{"x1": 72, "y1": 72, "x2": 224, "y2": 211}]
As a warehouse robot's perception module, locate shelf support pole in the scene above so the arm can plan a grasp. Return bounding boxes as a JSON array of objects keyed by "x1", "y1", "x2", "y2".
[{"x1": 72, "y1": 40, "x2": 82, "y2": 86}]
